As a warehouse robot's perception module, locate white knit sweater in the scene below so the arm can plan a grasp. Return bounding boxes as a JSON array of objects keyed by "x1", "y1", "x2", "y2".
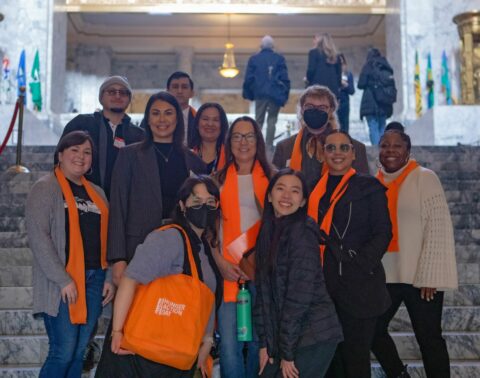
[{"x1": 380, "y1": 163, "x2": 458, "y2": 291}]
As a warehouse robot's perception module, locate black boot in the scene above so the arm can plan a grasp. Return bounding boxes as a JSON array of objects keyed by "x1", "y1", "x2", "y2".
[{"x1": 396, "y1": 365, "x2": 411, "y2": 378}]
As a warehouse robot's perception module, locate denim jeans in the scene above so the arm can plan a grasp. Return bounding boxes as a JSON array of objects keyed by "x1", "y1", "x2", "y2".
[
  {"x1": 218, "y1": 283, "x2": 259, "y2": 378},
  {"x1": 366, "y1": 115, "x2": 387, "y2": 145},
  {"x1": 40, "y1": 269, "x2": 106, "y2": 378}
]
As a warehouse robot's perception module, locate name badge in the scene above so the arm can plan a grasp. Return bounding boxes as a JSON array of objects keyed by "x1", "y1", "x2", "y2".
[{"x1": 114, "y1": 137, "x2": 126, "y2": 148}]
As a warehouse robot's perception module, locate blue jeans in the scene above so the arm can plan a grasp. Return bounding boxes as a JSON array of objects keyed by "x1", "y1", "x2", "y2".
[
  {"x1": 218, "y1": 283, "x2": 259, "y2": 378},
  {"x1": 40, "y1": 269, "x2": 106, "y2": 378},
  {"x1": 366, "y1": 115, "x2": 387, "y2": 145}
]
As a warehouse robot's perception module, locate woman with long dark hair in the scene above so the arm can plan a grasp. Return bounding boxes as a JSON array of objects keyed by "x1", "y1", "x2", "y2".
[
  {"x1": 95, "y1": 91, "x2": 206, "y2": 375},
  {"x1": 213, "y1": 116, "x2": 272, "y2": 378},
  {"x1": 26, "y1": 131, "x2": 115, "y2": 378},
  {"x1": 189, "y1": 102, "x2": 229, "y2": 174},
  {"x1": 371, "y1": 123, "x2": 457, "y2": 378},
  {"x1": 308, "y1": 130, "x2": 392, "y2": 378},
  {"x1": 254, "y1": 169, "x2": 343, "y2": 378},
  {"x1": 99, "y1": 176, "x2": 221, "y2": 377}
]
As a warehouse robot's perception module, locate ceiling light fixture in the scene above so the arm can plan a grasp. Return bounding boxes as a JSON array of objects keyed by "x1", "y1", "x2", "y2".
[{"x1": 219, "y1": 14, "x2": 239, "y2": 79}]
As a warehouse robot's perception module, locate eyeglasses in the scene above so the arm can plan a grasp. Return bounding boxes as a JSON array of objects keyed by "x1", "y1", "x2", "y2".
[
  {"x1": 231, "y1": 132, "x2": 257, "y2": 144},
  {"x1": 303, "y1": 103, "x2": 330, "y2": 112},
  {"x1": 324, "y1": 143, "x2": 353, "y2": 153},
  {"x1": 190, "y1": 197, "x2": 219, "y2": 210},
  {"x1": 104, "y1": 89, "x2": 130, "y2": 97}
]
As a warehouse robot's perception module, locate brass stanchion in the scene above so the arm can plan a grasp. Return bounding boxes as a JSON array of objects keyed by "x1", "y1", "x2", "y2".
[{"x1": 7, "y1": 86, "x2": 30, "y2": 173}]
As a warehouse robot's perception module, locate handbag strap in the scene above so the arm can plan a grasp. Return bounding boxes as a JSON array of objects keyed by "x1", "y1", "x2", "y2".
[{"x1": 157, "y1": 224, "x2": 200, "y2": 281}]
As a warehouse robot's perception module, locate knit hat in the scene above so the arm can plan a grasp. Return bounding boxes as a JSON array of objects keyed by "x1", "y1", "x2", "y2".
[{"x1": 98, "y1": 76, "x2": 132, "y2": 103}]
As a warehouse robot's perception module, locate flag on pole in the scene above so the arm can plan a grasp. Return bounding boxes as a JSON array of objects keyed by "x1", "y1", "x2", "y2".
[
  {"x1": 30, "y1": 50, "x2": 42, "y2": 111},
  {"x1": 441, "y1": 50, "x2": 452, "y2": 105},
  {"x1": 16, "y1": 49, "x2": 26, "y2": 104},
  {"x1": 426, "y1": 53, "x2": 434, "y2": 109},
  {"x1": 2, "y1": 57, "x2": 9, "y2": 80},
  {"x1": 414, "y1": 50, "x2": 422, "y2": 118}
]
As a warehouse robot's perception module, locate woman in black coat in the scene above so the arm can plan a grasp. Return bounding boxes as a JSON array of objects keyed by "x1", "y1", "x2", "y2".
[
  {"x1": 254, "y1": 169, "x2": 343, "y2": 378},
  {"x1": 308, "y1": 130, "x2": 392, "y2": 378},
  {"x1": 305, "y1": 33, "x2": 342, "y2": 97}
]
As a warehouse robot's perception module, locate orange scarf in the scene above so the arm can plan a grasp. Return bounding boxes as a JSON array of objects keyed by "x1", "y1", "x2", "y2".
[
  {"x1": 376, "y1": 160, "x2": 419, "y2": 252},
  {"x1": 308, "y1": 168, "x2": 356, "y2": 263},
  {"x1": 289, "y1": 128, "x2": 327, "y2": 175},
  {"x1": 220, "y1": 161, "x2": 269, "y2": 302},
  {"x1": 55, "y1": 167, "x2": 109, "y2": 324}
]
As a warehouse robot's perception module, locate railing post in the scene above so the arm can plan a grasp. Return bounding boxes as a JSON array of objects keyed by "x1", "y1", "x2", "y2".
[{"x1": 7, "y1": 86, "x2": 30, "y2": 173}]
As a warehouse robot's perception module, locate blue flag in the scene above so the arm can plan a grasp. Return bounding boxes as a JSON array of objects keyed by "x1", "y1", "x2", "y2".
[{"x1": 16, "y1": 49, "x2": 26, "y2": 104}]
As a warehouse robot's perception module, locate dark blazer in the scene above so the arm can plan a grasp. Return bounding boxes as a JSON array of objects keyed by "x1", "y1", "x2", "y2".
[
  {"x1": 107, "y1": 142, "x2": 207, "y2": 263},
  {"x1": 186, "y1": 106, "x2": 196, "y2": 149},
  {"x1": 272, "y1": 131, "x2": 370, "y2": 174},
  {"x1": 306, "y1": 49, "x2": 342, "y2": 96},
  {"x1": 320, "y1": 174, "x2": 392, "y2": 318},
  {"x1": 60, "y1": 112, "x2": 144, "y2": 191},
  {"x1": 254, "y1": 215, "x2": 343, "y2": 361}
]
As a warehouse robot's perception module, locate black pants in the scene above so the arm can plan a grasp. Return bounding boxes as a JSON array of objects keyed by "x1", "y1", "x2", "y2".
[
  {"x1": 95, "y1": 320, "x2": 195, "y2": 378},
  {"x1": 260, "y1": 342, "x2": 338, "y2": 378},
  {"x1": 325, "y1": 306, "x2": 378, "y2": 378},
  {"x1": 371, "y1": 283, "x2": 449, "y2": 378}
]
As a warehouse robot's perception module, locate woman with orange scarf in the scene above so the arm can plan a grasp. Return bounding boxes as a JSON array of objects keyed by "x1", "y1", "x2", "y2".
[
  {"x1": 189, "y1": 102, "x2": 228, "y2": 174},
  {"x1": 25, "y1": 131, "x2": 115, "y2": 378},
  {"x1": 213, "y1": 116, "x2": 272, "y2": 378},
  {"x1": 371, "y1": 123, "x2": 457, "y2": 378},
  {"x1": 308, "y1": 130, "x2": 392, "y2": 378}
]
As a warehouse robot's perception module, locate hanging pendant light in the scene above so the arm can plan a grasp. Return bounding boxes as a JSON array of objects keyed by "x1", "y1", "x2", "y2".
[{"x1": 219, "y1": 14, "x2": 239, "y2": 78}]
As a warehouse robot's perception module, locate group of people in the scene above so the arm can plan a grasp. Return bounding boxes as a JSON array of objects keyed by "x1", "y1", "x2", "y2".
[
  {"x1": 26, "y1": 67, "x2": 457, "y2": 378},
  {"x1": 243, "y1": 33, "x2": 396, "y2": 147}
]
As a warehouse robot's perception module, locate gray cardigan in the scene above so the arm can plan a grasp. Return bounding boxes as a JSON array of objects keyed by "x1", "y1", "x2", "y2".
[{"x1": 25, "y1": 173, "x2": 109, "y2": 317}]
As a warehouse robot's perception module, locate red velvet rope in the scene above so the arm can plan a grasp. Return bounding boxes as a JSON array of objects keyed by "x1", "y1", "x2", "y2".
[{"x1": 0, "y1": 100, "x2": 20, "y2": 156}]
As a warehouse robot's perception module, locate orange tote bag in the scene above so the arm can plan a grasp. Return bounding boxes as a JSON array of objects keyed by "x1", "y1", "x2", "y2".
[{"x1": 121, "y1": 224, "x2": 215, "y2": 370}]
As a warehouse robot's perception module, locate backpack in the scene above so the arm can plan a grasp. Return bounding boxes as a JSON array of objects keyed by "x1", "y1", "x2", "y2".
[{"x1": 371, "y1": 63, "x2": 397, "y2": 106}]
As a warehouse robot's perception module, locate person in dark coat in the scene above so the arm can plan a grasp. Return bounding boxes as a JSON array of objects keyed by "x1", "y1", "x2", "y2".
[
  {"x1": 305, "y1": 33, "x2": 342, "y2": 97},
  {"x1": 337, "y1": 54, "x2": 355, "y2": 133},
  {"x1": 358, "y1": 48, "x2": 395, "y2": 145},
  {"x1": 272, "y1": 85, "x2": 369, "y2": 193},
  {"x1": 254, "y1": 168, "x2": 343, "y2": 378},
  {"x1": 242, "y1": 35, "x2": 290, "y2": 149},
  {"x1": 95, "y1": 92, "x2": 206, "y2": 377},
  {"x1": 59, "y1": 76, "x2": 144, "y2": 198},
  {"x1": 308, "y1": 130, "x2": 392, "y2": 378}
]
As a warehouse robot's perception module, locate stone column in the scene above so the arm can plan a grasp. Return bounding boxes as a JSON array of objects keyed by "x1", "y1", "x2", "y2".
[
  {"x1": 48, "y1": 10, "x2": 67, "y2": 113},
  {"x1": 175, "y1": 46, "x2": 194, "y2": 75}
]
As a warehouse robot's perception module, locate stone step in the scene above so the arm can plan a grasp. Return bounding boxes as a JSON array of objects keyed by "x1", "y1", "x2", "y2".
[
  {"x1": 0, "y1": 249, "x2": 32, "y2": 266},
  {"x1": 371, "y1": 360, "x2": 480, "y2": 378},
  {"x1": 454, "y1": 229, "x2": 480, "y2": 245},
  {"x1": 0, "y1": 365, "x2": 96, "y2": 378},
  {"x1": 0, "y1": 233, "x2": 28, "y2": 249},
  {"x1": 389, "y1": 306, "x2": 480, "y2": 333},
  {"x1": 388, "y1": 331, "x2": 480, "y2": 361},
  {"x1": 1, "y1": 284, "x2": 479, "y2": 310},
  {"x1": 0, "y1": 310, "x2": 110, "y2": 336},
  {"x1": 0, "y1": 335, "x2": 104, "y2": 365},
  {"x1": 455, "y1": 244, "x2": 480, "y2": 263}
]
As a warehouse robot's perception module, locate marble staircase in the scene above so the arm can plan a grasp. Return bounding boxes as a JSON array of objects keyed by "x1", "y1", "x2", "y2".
[{"x1": 0, "y1": 146, "x2": 479, "y2": 377}]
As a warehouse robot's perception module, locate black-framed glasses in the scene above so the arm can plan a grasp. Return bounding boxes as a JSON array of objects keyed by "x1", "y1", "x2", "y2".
[
  {"x1": 190, "y1": 197, "x2": 219, "y2": 210},
  {"x1": 231, "y1": 132, "x2": 257, "y2": 144},
  {"x1": 324, "y1": 143, "x2": 353, "y2": 153},
  {"x1": 303, "y1": 103, "x2": 330, "y2": 112},
  {"x1": 104, "y1": 89, "x2": 130, "y2": 97}
]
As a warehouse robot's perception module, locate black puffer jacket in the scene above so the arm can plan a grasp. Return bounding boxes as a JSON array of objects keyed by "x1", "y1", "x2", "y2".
[
  {"x1": 319, "y1": 174, "x2": 392, "y2": 318},
  {"x1": 358, "y1": 55, "x2": 394, "y2": 119},
  {"x1": 254, "y1": 214, "x2": 343, "y2": 361}
]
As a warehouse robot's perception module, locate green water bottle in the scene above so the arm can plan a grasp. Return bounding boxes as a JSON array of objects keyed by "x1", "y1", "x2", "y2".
[{"x1": 236, "y1": 281, "x2": 252, "y2": 341}]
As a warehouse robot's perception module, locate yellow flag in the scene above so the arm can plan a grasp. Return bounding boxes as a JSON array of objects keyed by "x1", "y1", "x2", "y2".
[{"x1": 414, "y1": 51, "x2": 422, "y2": 118}]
